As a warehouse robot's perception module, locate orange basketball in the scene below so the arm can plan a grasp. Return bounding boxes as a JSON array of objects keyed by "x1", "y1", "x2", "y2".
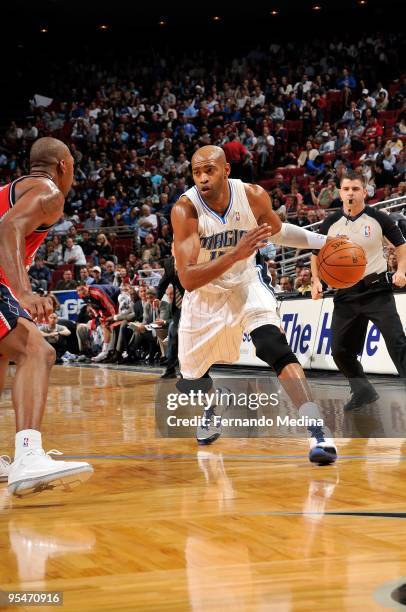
[{"x1": 317, "y1": 239, "x2": 366, "y2": 289}]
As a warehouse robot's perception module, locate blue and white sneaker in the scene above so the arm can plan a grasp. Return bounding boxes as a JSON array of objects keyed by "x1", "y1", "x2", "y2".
[
  {"x1": 308, "y1": 430, "x2": 337, "y2": 465},
  {"x1": 196, "y1": 407, "x2": 222, "y2": 445}
]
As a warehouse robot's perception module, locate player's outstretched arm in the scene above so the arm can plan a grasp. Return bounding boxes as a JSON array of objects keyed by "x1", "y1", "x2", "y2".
[
  {"x1": 171, "y1": 197, "x2": 270, "y2": 292},
  {"x1": 245, "y1": 183, "x2": 329, "y2": 250},
  {"x1": 0, "y1": 184, "x2": 64, "y2": 321}
]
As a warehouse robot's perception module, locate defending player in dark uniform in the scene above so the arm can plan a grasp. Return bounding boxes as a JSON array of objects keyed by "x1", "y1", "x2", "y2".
[
  {"x1": 0, "y1": 137, "x2": 93, "y2": 496},
  {"x1": 311, "y1": 170, "x2": 406, "y2": 409}
]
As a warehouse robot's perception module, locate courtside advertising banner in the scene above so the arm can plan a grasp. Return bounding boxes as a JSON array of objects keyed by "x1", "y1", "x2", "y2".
[{"x1": 237, "y1": 294, "x2": 406, "y2": 375}]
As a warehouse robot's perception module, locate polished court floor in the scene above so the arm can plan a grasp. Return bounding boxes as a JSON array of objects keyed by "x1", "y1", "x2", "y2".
[{"x1": 0, "y1": 366, "x2": 406, "y2": 611}]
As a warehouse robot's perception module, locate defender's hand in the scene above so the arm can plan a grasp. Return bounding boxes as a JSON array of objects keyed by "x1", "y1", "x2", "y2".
[{"x1": 20, "y1": 293, "x2": 53, "y2": 323}]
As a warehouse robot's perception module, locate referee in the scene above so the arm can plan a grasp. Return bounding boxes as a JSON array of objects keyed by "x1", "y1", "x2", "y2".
[{"x1": 311, "y1": 170, "x2": 406, "y2": 410}]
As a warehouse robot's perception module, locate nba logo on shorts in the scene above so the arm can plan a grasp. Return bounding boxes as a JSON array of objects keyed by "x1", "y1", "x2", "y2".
[
  {"x1": 363, "y1": 225, "x2": 371, "y2": 237},
  {"x1": 235, "y1": 211, "x2": 240, "y2": 221},
  {"x1": 23, "y1": 437, "x2": 29, "y2": 447}
]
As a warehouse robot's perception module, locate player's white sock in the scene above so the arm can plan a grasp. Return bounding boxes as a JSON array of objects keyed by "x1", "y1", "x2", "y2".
[
  {"x1": 15, "y1": 429, "x2": 42, "y2": 459},
  {"x1": 299, "y1": 402, "x2": 333, "y2": 437}
]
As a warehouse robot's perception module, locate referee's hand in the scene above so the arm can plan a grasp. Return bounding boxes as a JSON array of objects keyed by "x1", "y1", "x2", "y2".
[
  {"x1": 392, "y1": 271, "x2": 406, "y2": 288},
  {"x1": 311, "y1": 279, "x2": 323, "y2": 300}
]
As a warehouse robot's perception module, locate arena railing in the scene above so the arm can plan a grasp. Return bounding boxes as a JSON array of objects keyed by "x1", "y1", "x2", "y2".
[
  {"x1": 85, "y1": 225, "x2": 138, "y2": 238},
  {"x1": 278, "y1": 195, "x2": 406, "y2": 276}
]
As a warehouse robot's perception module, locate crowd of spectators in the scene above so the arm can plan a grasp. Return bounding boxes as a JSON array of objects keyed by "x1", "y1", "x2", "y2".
[{"x1": 2, "y1": 32, "x2": 406, "y2": 365}]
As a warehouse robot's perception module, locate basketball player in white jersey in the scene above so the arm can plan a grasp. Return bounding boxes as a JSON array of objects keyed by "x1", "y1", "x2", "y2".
[{"x1": 171, "y1": 146, "x2": 338, "y2": 465}]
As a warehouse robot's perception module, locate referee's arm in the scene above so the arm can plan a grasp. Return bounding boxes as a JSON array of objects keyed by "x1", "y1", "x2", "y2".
[
  {"x1": 310, "y1": 214, "x2": 337, "y2": 300},
  {"x1": 375, "y1": 210, "x2": 406, "y2": 288},
  {"x1": 392, "y1": 242, "x2": 406, "y2": 289},
  {"x1": 394, "y1": 243, "x2": 406, "y2": 287}
]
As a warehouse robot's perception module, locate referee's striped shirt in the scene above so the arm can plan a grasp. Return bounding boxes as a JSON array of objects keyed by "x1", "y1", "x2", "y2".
[{"x1": 316, "y1": 206, "x2": 405, "y2": 277}]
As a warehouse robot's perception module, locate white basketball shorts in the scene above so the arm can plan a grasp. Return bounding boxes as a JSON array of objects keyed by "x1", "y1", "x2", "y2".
[{"x1": 179, "y1": 274, "x2": 280, "y2": 379}]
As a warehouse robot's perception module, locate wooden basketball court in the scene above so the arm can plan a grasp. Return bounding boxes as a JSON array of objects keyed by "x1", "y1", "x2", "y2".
[{"x1": 0, "y1": 365, "x2": 405, "y2": 611}]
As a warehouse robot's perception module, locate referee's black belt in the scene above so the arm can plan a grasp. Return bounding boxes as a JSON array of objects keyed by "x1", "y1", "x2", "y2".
[{"x1": 337, "y1": 271, "x2": 392, "y2": 294}]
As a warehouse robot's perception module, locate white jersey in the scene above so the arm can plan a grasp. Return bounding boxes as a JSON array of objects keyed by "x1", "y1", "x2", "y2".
[{"x1": 184, "y1": 178, "x2": 258, "y2": 291}]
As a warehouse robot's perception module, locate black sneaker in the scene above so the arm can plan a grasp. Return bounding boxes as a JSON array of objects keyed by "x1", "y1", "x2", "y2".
[
  {"x1": 344, "y1": 387, "x2": 379, "y2": 411},
  {"x1": 160, "y1": 369, "x2": 177, "y2": 379}
]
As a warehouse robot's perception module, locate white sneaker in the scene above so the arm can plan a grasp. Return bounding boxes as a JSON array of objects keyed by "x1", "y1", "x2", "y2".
[
  {"x1": 0, "y1": 455, "x2": 11, "y2": 482},
  {"x1": 309, "y1": 431, "x2": 337, "y2": 465},
  {"x1": 91, "y1": 351, "x2": 108, "y2": 363},
  {"x1": 8, "y1": 449, "x2": 93, "y2": 498}
]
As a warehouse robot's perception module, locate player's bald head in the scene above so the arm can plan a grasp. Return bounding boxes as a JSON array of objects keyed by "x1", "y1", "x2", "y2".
[
  {"x1": 30, "y1": 137, "x2": 71, "y2": 168},
  {"x1": 191, "y1": 145, "x2": 227, "y2": 169}
]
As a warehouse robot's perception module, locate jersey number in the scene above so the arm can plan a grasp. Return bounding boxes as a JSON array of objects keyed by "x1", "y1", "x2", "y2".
[{"x1": 210, "y1": 250, "x2": 226, "y2": 260}]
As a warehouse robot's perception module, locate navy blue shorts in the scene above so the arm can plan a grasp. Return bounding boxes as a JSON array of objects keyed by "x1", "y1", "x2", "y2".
[{"x1": 0, "y1": 282, "x2": 32, "y2": 341}]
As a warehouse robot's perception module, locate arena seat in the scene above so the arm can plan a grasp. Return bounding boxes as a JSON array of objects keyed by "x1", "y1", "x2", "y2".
[
  {"x1": 276, "y1": 167, "x2": 305, "y2": 180},
  {"x1": 323, "y1": 152, "x2": 336, "y2": 164},
  {"x1": 113, "y1": 238, "x2": 134, "y2": 263},
  {"x1": 378, "y1": 110, "x2": 399, "y2": 124},
  {"x1": 388, "y1": 82, "x2": 400, "y2": 97},
  {"x1": 258, "y1": 179, "x2": 276, "y2": 191},
  {"x1": 374, "y1": 188, "x2": 386, "y2": 201},
  {"x1": 326, "y1": 90, "x2": 341, "y2": 103}
]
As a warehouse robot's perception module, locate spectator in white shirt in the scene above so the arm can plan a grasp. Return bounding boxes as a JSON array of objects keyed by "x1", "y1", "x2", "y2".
[
  {"x1": 382, "y1": 148, "x2": 397, "y2": 171},
  {"x1": 270, "y1": 103, "x2": 285, "y2": 122},
  {"x1": 251, "y1": 86, "x2": 265, "y2": 107},
  {"x1": 319, "y1": 132, "x2": 336, "y2": 153},
  {"x1": 294, "y1": 74, "x2": 313, "y2": 93},
  {"x1": 22, "y1": 122, "x2": 38, "y2": 141},
  {"x1": 64, "y1": 238, "x2": 87, "y2": 269},
  {"x1": 138, "y1": 205, "x2": 158, "y2": 238},
  {"x1": 279, "y1": 77, "x2": 293, "y2": 96},
  {"x1": 359, "y1": 143, "x2": 379, "y2": 163},
  {"x1": 255, "y1": 126, "x2": 275, "y2": 171}
]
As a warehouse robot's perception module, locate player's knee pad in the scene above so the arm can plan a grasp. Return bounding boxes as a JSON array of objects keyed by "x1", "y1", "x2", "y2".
[
  {"x1": 250, "y1": 324, "x2": 299, "y2": 376},
  {"x1": 176, "y1": 369, "x2": 212, "y2": 393}
]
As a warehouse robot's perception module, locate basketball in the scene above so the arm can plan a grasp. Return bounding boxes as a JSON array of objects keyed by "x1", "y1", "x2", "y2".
[{"x1": 317, "y1": 239, "x2": 367, "y2": 289}]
